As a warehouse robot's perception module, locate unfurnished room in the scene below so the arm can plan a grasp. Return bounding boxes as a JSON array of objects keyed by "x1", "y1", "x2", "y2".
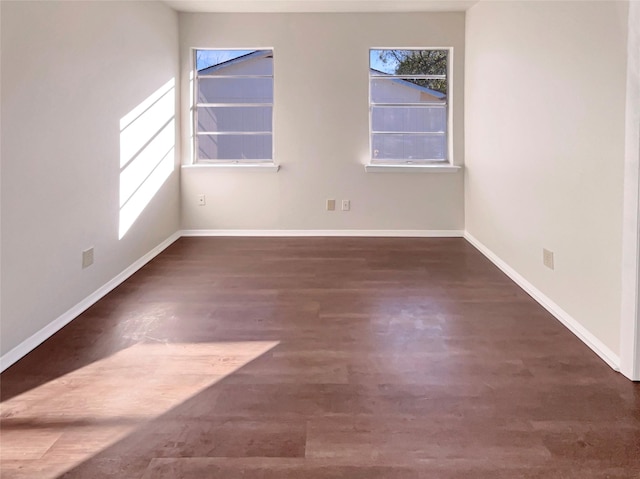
[{"x1": 0, "y1": 0, "x2": 639, "y2": 478}]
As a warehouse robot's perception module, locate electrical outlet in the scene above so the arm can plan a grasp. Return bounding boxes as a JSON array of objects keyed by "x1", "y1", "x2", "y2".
[
  {"x1": 543, "y1": 248, "x2": 554, "y2": 270},
  {"x1": 82, "y1": 247, "x2": 94, "y2": 269},
  {"x1": 198, "y1": 194, "x2": 206, "y2": 206},
  {"x1": 341, "y1": 200, "x2": 350, "y2": 211},
  {"x1": 326, "y1": 199, "x2": 336, "y2": 211}
]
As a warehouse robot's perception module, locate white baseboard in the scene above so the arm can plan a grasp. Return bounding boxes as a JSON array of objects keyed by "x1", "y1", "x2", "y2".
[
  {"x1": 0, "y1": 231, "x2": 182, "y2": 372},
  {"x1": 180, "y1": 229, "x2": 464, "y2": 238},
  {"x1": 464, "y1": 231, "x2": 621, "y2": 372}
]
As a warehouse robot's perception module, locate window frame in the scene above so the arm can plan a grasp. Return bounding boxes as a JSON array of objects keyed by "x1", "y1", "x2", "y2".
[
  {"x1": 368, "y1": 47, "x2": 452, "y2": 166},
  {"x1": 192, "y1": 48, "x2": 275, "y2": 165}
]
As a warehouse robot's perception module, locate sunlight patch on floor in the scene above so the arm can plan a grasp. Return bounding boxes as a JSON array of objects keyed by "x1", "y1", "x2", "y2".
[{"x1": 0, "y1": 341, "x2": 279, "y2": 479}]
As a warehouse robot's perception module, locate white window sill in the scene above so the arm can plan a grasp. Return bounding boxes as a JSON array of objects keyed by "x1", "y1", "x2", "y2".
[
  {"x1": 364, "y1": 164, "x2": 461, "y2": 173},
  {"x1": 182, "y1": 163, "x2": 280, "y2": 172}
]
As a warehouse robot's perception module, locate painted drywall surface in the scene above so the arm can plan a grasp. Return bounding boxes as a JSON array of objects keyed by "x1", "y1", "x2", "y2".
[
  {"x1": 0, "y1": 1, "x2": 180, "y2": 356},
  {"x1": 179, "y1": 13, "x2": 465, "y2": 230},
  {"x1": 620, "y1": 0, "x2": 640, "y2": 378},
  {"x1": 465, "y1": 1, "x2": 628, "y2": 354},
  {"x1": 0, "y1": 3, "x2": 3, "y2": 347}
]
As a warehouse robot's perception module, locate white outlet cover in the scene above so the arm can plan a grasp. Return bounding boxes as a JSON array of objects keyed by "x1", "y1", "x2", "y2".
[
  {"x1": 543, "y1": 249, "x2": 554, "y2": 270},
  {"x1": 82, "y1": 248, "x2": 94, "y2": 269}
]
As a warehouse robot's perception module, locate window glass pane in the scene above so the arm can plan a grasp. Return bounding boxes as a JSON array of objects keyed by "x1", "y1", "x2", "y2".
[
  {"x1": 370, "y1": 48, "x2": 449, "y2": 162},
  {"x1": 371, "y1": 78, "x2": 446, "y2": 104},
  {"x1": 196, "y1": 50, "x2": 273, "y2": 75},
  {"x1": 198, "y1": 77, "x2": 273, "y2": 104},
  {"x1": 197, "y1": 134, "x2": 272, "y2": 160},
  {"x1": 194, "y1": 49, "x2": 274, "y2": 164},
  {"x1": 197, "y1": 106, "x2": 272, "y2": 133},
  {"x1": 370, "y1": 49, "x2": 448, "y2": 78},
  {"x1": 372, "y1": 134, "x2": 446, "y2": 161},
  {"x1": 372, "y1": 106, "x2": 446, "y2": 133}
]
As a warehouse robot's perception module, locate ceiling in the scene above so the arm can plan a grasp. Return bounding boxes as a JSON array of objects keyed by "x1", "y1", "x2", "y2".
[{"x1": 163, "y1": 0, "x2": 479, "y2": 13}]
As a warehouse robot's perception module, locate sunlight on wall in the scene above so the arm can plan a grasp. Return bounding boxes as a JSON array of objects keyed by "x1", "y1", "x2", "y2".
[
  {"x1": 0, "y1": 340, "x2": 279, "y2": 478},
  {"x1": 119, "y1": 79, "x2": 176, "y2": 239}
]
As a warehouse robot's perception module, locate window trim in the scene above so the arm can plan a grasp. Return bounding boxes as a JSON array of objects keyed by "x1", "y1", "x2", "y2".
[
  {"x1": 364, "y1": 164, "x2": 460, "y2": 173},
  {"x1": 182, "y1": 163, "x2": 280, "y2": 172},
  {"x1": 192, "y1": 48, "x2": 276, "y2": 166},
  {"x1": 368, "y1": 47, "x2": 453, "y2": 167}
]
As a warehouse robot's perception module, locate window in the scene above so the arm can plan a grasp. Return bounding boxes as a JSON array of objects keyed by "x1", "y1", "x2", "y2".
[
  {"x1": 194, "y1": 49, "x2": 274, "y2": 163},
  {"x1": 369, "y1": 49, "x2": 449, "y2": 164}
]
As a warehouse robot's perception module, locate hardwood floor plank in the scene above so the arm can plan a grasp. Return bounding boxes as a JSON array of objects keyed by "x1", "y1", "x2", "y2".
[
  {"x1": 1, "y1": 237, "x2": 638, "y2": 478},
  {"x1": 139, "y1": 457, "x2": 640, "y2": 479}
]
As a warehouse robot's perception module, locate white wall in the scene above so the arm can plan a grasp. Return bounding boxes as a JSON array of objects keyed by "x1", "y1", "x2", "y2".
[
  {"x1": 620, "y1": 0, "x2": 640, "y2": 379},
  {"x1": 0, "y1": 1, "x2": 180, "y2": 359},
  {"x1": 465, "y1": 1, "x2": 629, "y2": 356},
  {"x1": 179, "y1": 13, "x2": 465, "y2": 231}
]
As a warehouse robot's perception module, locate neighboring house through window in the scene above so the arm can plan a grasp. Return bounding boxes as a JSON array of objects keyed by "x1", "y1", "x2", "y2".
[
  {"x1": 369, "y1": 49, "x2": 450, "y2": 164},
  {"x1": 194, "y1": 49, "x2": 274, "y2": 163}
]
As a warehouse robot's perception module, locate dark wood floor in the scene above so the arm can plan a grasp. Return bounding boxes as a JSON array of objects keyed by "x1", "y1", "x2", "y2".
[{"x1": 1, "y1": 237, "x2": 638, "y2": 478}]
